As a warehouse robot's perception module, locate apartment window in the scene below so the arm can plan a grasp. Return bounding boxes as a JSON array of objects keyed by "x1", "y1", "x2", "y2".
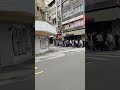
[
  {"x1": 63, "y1": 24, "x2": 70, "y2": 29},
  {"x1": 52, "y1": 18, "x2": 56, "y2": 25},
  {"x1": 62, "y1": 0, "x2": 69, "y2": 8},
  {"x1": 73, "y1": 5, "x2": 82, "y2": 14},
  {"x1": 37, "y1": 6, "x2": 39, "y2": 11},
  {"x1": 58, "y1": 6, "x2": 61, "y2": 11}
]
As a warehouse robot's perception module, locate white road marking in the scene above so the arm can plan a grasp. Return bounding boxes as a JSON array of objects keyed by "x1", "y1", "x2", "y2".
[{"x1": 86, "y1": 57, "x2": 108, "y2": 60}]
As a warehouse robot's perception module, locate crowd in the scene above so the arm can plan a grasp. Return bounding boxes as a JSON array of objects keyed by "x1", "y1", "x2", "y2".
[
  {"x1": 85, "y1": 32, "x2": 120, "y2": 51},
  {"x1": 57, "y1": 39, "x2": 84, "y2": 48}
]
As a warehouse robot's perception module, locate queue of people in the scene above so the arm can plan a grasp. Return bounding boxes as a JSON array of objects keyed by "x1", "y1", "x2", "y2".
[
  {"x1": 85, "y1": 32, "x2": 120, "y2": 51},
  {"x1": 58, "y1": 39, "x2": 84, "y2": 48}
]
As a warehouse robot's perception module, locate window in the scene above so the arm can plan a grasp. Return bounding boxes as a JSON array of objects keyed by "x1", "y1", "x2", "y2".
[
  {"x1": 62, "y1": 0, "x2": 69, "y2": 8},
  {"x1": 37, "y1": 6, "x2": 39, "y2": 11},
  {"x1": 72, "y1": 5, "x2": 83, "y2": 14},
  {"x1": 52, "y1": 18, "x2": 56, "y2": 25},
  {"x1": 58, "y1": 6, "x2": 61, "y2": 11}
]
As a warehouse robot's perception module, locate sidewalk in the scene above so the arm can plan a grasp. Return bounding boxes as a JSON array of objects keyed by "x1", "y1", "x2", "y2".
[
  {"x1": 35, "y1": 48, "x2": 65, "y2": 60},
  {"x1": 35, "y1": 46, "x2": 85, "y2": 61},
  {"x1": 0, "y1": 60, "x2": 34, "y2": 85}
]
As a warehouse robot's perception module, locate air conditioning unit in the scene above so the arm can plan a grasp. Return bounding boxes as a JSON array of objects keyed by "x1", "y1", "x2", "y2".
[{"x1": 0, "y1": 24, "x2": 34, "y2": 67}]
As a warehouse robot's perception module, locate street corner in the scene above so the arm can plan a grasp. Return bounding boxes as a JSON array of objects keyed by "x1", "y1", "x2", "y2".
[{"x1": 35, "y1": 51, "x2": 66, "y2": 62}]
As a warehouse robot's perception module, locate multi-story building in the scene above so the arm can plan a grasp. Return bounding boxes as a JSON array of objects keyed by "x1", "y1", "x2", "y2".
[
  {"x1": 47, "y1": 0, "x2": 57, "y2": 27},
  {"x1": 86, "y1": 0, "x2": 120, "y2": 34},
  {"x1": 35, "y1": 0, "x2": 57, "y2": 54},
  {"x1": 0, "y1": 0, "x2": 34, "y2": 67},
  {"x1": 47, "y1": 0, "x2": 58, "y2": 45},
  {"x1": 56, "y1": 0, "x2": 63, "y2": 40},
  {"x1": 35, "y1": 0, "x2": 46, "y2": 20},
  {"x1": 61, "y1": 0, "x2": 85, "y2": 41}
]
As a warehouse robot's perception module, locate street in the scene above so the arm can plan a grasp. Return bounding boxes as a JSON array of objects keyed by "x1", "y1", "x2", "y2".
[
  {"x1": 35, "y1": 47, "x2": 85, "y2": 90},
  {"x1": 86, "y1": 51, "x2": 120, "y2": 90},
  {"x1": 0, "y1": 60, "x2": 35, "y2": 90}
]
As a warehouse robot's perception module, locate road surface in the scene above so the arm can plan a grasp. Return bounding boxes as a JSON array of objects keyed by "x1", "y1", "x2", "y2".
[
  {"x1": 35, "y1": 47, "x2": 85, "y2": 90},
  {"x1": 86, "y1": 51, "x2": 120, "y2": 90}
]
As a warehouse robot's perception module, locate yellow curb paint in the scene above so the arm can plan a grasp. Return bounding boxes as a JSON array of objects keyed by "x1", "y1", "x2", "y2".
[
  {"x1": 35, "y1": 67, "x2": 38, "y2": 69},
  {"x1": 35, "y1": 71, "x2": 44, "y2": 75}
]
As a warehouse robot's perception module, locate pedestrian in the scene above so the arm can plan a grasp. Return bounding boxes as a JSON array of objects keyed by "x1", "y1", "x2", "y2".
[
  {"x1": 114, "y1": 32, "x2": 120, "y2": 50},
  {"x1": 75, "y1": 40, "x2": 79, "y2": 47},
  {"x1": 79, "y1": 39, "x2": 83, "y2": 48},
  {"x1": 85, "y1": 34, "x2": 89, "y2": 50},
  {"x1": 96, "y1": 32, "x2": 104, "y2": 51},
  {"x1": 91, "y1": 32, "x2": 97, "y2": 51},
  {"x1": 106, "y1": 32, "x2": 116, "y2": 51}
]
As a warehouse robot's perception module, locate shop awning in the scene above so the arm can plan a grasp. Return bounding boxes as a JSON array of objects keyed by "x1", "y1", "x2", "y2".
[{"x1": 35, "y1": 20, "x2": 57, "y2": 35}]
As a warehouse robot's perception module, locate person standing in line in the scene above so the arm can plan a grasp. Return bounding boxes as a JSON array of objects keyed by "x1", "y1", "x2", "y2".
[
  {"x1": 85, "y1": 34, "x2": 89, "y2": 50},
  {"x1": 106, "y1": 32, "x2": 116, "y2": 51},
  {"x1": 96, "y1": 32, "x2": 104, "y2": 51},
  {"x1": 69, "y1": 40, "x2": 72, "y2": 47},
  {"x1": 79, "y1": 39, "x2": 83, "y2": 48},
  {"x1": 114, "y1": 32, "x2": 120, "y2": 50},
  {"x1": 91, "y1": 32, "x2": 97, "y2": 51}
]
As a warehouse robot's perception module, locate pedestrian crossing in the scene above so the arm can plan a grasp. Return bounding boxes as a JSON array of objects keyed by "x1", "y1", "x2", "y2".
[{"x1": 86, "y1": 51, "x2": 120, "y2": 61}]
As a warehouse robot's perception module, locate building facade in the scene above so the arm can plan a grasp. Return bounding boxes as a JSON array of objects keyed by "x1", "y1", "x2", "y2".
[
  {"x1": 0, "y1": 0, "x2": 34, "y2": 67},
  {"x1": 47, "y1": 0, "x2": 58, "y2": 45},
  {"x1": 35, "y1": 0, "x2": 46, "y2": 20},
  {"x1": 56, "y1": 0, "x2": 63, "y2": 40},
  {"x1": 35, "y1": 0, "x2": 57, "y2": 54},
  {"x1": 61, "y1": 0, "x2": 85, "y2": 41},
  {"x1": 35, "y1": 0, "x2": 49, "y2": 54},
  {"x1": 86, "y1": 0, "x2": 120, "y2": 34}
]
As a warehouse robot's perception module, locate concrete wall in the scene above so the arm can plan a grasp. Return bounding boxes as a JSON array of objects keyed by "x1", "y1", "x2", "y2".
[
  {"x1": 0, "y1": 24, "x2": 34, "y2": 67},
  {"x1": 0, "y1": 0, "x2": 34, "y2": 14}
]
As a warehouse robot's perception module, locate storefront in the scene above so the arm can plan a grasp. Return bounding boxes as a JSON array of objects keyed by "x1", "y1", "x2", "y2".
[
  {"x1": 0, "y1": 0, "x2": 34, "y2": 67},
  {"x1": 86, "y1": 7, "x2": 120, "y2": 34},
  {"x1": 35, "y1": 36, "x2": 49, "y2": 54},
  {"x1": 35, "y1": 20, "x2": 57, "y2": 54},
  {"x1": 63, "y1": 29, "x2": 85, "y2": 40}
]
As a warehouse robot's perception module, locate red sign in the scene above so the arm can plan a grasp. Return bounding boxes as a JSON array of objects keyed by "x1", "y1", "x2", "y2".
[{"x1": 56, "y1": 34, "x2": 62, "y2": 39}]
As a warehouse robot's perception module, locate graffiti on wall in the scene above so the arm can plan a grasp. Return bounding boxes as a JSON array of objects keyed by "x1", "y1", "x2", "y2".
[
  {"x1": 40, "y1": 37, "x2": 49, "y2": 50},
  {"x1": 9, "y1": 25, "x2": 33, "y2": 56}
]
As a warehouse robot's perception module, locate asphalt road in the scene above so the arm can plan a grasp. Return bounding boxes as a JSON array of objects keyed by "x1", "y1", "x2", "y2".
[
  {"x1": 35, "y1": 48, "x2": 85, "y2": 90},
  {"x1": 0, "y1": 77, "x2": 34, "y2": 90},
  {"x1": 86, "y1": 51, "x2": 120, "y2": 90}
]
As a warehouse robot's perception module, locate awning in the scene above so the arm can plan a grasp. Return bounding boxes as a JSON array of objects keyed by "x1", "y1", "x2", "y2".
[{"x1": 35, "y1": 20, "x2": 57, "y2": 35}]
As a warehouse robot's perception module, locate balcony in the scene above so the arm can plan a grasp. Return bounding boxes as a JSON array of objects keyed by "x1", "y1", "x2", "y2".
[
  {"x1": 62, "y1": 11, "x2": 83, "y2": 22},
  {"x1": 63, "y1": 25, "x2": 85, "y2": 33},
  {"x1": 86, "y1": 0, "x2": 119, "y2": 12}
]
